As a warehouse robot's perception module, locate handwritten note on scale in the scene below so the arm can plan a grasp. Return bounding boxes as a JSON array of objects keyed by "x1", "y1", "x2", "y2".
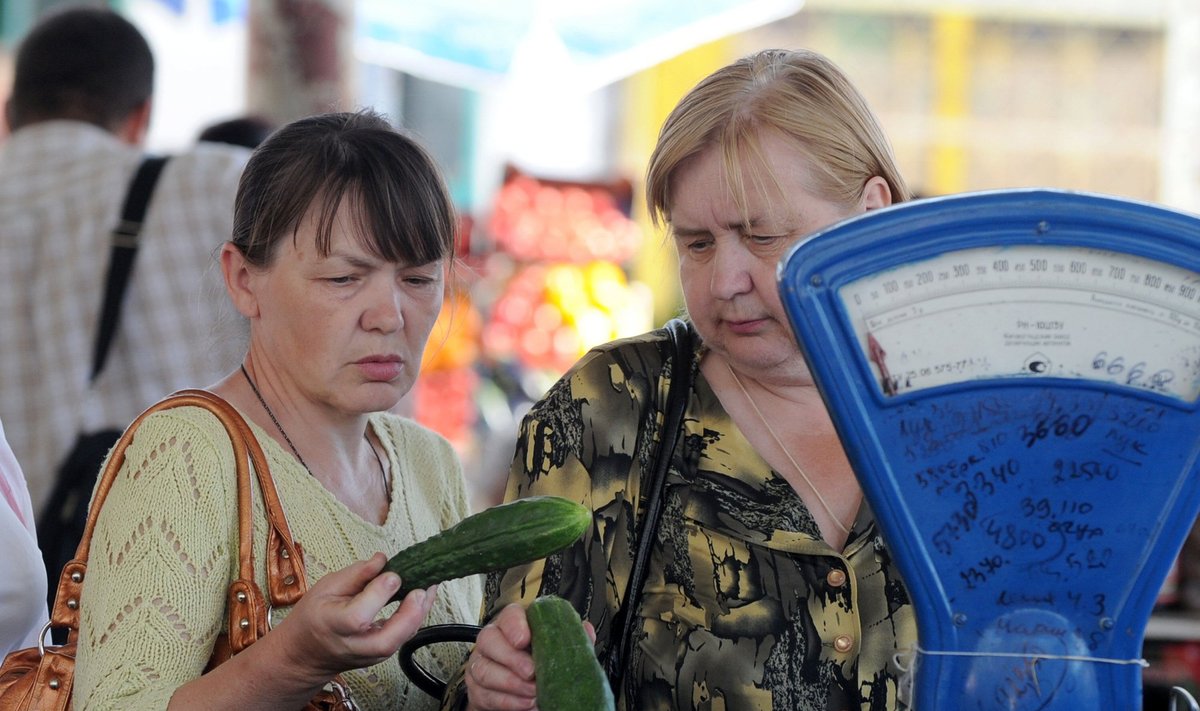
[
  {"x1": 778, "y1": 191, "x2": 1200, "y2": 710},
  {"x1": 884, "y1": 389, "x2": 1178, "y2": 700}
]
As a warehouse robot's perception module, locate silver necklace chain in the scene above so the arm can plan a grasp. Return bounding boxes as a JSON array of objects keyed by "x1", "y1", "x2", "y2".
[
  {"x1": 240, "y1": 365, "x2": 389, "y2": 497},
  {"x1": 725, "y1": 360, "x2": 851, "y2": 537}
]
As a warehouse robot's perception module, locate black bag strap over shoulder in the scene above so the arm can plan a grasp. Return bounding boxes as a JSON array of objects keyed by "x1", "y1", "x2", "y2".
[
  {"x1": 604, "y1": 317, "x2": 695, "y2": 691},
  {"x1": 396, "y1": 319, "x2": 697, "y2": 703},
  {"x1": 37, "y1": 156, "x2": 171, "y2": 627},
  {"x1": 91, "y1": 155, "x2": 170, "y2": 381}
]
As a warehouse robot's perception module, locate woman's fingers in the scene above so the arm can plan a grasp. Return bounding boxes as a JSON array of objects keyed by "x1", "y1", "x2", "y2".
[
  {"x1": 307, "y1": 552, "x2": 388, "y2": 601},
  {"x1": 306, "y1": 553, "x2": 399, "y2": 632},
  {"x1": 465, "y1": 651, "x2": 538, "y2": 710},
  {"x1": 281, "y1": 552, "x2": 437, "y2": 672},
  {"x1": 374, "y1": 584, "x2": 436, "y2": 643},
  {"x1": 352, "y1": 554, "x2": 403, "y2": 615},
  {"x1": 473, "y1": 623, "x2": 535, "y2": 684},
  {"x1": 491, "y1": 603, "x2": 533, "y2": 655},
  {"x1": 464, "y1": 604, "x2": 538, "y2": 708}
]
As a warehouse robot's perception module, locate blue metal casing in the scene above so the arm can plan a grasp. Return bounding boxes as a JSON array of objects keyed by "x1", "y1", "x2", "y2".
[{"x1": 778, "y1": 189, "x2": 1200, "y2": 710}]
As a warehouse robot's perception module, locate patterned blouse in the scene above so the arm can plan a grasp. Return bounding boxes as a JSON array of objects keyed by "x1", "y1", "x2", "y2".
[{"x1": 449, "y1": 324, "x2": 915, "y2": 710}]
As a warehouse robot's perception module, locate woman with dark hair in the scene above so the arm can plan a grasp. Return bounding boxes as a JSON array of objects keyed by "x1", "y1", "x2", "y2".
[{"x1": 74, "y1": 110, "x2": 482, "y2": 710}]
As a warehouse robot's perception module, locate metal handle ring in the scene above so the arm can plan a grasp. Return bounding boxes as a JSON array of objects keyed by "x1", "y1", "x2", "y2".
[
  {"x1": 36, "y1": 619, "x2": 54, "y2": 656},
  {"x1": 397, "y1": 623, "x2": 482, "y2": 699},
  {"x1": 1171, "y1": 686, "x2": 1200, "y2": 711}
]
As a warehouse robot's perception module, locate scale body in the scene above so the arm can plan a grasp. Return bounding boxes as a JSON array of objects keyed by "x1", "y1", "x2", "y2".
[{"x1": 778, "y1": 189, "x2": 1200, "y2": 710}]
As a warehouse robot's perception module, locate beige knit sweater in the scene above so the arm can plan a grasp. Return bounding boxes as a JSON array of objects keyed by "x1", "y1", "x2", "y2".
[{"x1": 74, "y1": 405, "x2": 483, "y2": 710}]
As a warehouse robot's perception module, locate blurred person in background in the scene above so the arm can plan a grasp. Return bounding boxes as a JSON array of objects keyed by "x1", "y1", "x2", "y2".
[
  {"x1": 198, "y1": 114, "x2": 277, "y2": 149},
  {"x1": 447, "y1": 48, "x2": 916, "y2": 711},
  {"x1": 0, "y1": 415, "x2": 47, "y2": 658},
  {"x1": 0, "y1": 5, "x2": 250, "y2": 566}
]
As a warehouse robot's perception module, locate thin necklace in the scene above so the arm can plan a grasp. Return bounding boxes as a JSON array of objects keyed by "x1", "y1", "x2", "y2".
[
  {"x1": 367, "y1": 431, "x2": 390, "y2": 498},
  {"x1": 725, "y1": 360, "x2": 852, "y2": 537},
  {"x1": 240, "y1": 365, "x2": 389, "y2": 496}
]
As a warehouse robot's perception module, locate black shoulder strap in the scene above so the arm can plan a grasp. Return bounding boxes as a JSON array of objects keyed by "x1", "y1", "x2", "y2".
[
  {"x1": 90, "y1": 155, "x2": 170, "y2": 382},
  {"x1": 606, "y1": 317, "x2": 695, "y2": 691}
]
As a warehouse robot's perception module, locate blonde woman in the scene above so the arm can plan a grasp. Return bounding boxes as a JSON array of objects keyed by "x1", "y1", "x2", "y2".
[{"x1": 452, "y1": 49, "x2": 916, "y2": 711}]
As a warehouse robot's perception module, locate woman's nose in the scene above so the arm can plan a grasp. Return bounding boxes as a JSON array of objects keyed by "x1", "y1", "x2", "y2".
[
  {"x1": 709, "y1": 242, "x2": 754, "y2": 299},
  {"x1": 362, "y1": 279, "x2": 404, "y2": 333}
]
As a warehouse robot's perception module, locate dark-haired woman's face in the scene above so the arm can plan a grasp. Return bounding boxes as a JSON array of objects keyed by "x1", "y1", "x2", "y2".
[{"x1": 245, "y1": 199, "x2": 445, "y2": 415}]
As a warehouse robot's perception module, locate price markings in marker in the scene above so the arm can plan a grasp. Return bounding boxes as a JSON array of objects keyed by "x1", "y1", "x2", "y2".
[{"x1": 778, "y1": 189, "x2": 1200, "y2": 711}]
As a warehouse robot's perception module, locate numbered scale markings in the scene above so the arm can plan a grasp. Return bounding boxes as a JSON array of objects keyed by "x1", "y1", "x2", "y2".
[
  {"x1": 840, "y1": 245, "x2": 1200, "y2": 401},
  {"x1": 779, "y1": 190, "x2": 1200, "y2": 711}
]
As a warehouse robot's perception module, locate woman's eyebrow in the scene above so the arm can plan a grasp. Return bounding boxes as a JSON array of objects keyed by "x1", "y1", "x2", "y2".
[
  {"x1": 672, "y1": 218, "x2": 766, "y2": 237},
  {"x1": 325, "y1": 250, "x2": 377, "y2": 269}
]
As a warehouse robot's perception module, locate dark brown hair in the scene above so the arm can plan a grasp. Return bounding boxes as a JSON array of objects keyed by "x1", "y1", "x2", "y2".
[{"x1": 231, "y1": 110, "x2": 456, "y2": 269}]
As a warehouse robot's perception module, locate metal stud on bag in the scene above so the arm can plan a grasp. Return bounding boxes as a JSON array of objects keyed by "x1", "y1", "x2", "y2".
[
  {"x1": 0, "y1": 392, "x2": 366, "y2": 711},
  {"x1": 325, "y1": 678, "x2": 358, "y2": 711}
]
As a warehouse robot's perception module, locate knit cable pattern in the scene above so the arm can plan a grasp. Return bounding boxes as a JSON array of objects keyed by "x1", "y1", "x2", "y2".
[{"x1": 74, "y1": 405, "x2": 482, "y2": 710}]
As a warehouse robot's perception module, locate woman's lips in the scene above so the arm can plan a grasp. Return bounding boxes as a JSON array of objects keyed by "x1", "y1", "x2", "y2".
[
  {"x1": 724, "y1": 317, "x2": 769, "y2": 335},
  {"x1": 356, "y1": 357, "x2": 403, "y2": 381}
]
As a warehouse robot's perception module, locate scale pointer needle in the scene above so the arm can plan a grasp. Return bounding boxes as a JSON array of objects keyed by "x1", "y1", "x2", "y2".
[{"x1": 867, "y1": 332, "x2": 896, "y2": 396}]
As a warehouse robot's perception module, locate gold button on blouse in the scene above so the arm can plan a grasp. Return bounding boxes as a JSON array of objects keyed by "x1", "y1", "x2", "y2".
[
  {"x1": 826, "y1": 568, "x2": 847, "y2": 587},
  {"x1": 833, "y1": 634, "x2": 855, "y2": 653}
]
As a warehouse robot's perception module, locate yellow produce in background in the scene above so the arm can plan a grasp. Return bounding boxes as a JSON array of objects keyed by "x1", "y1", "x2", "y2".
[{"x1": 483, "y1": 261, "x2": 653, "y2": 374}]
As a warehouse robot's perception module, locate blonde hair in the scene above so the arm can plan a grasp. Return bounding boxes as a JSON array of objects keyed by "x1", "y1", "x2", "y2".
[{"x1": 646, "y1": 48, "x2": 909, "y2": 227}]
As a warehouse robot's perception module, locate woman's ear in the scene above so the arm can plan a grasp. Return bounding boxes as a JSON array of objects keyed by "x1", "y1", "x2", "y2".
[
  {"x1": 220, "y1": 242, "x2": 260, "y2": 318},
  {"x1": 860, "y1": 176, "x2": 893, "y2": 211}
]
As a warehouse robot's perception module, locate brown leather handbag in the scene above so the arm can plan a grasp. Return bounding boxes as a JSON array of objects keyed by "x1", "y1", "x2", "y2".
[{"x1": 0, "y1": 390, "x2": 356, "y2": 710}]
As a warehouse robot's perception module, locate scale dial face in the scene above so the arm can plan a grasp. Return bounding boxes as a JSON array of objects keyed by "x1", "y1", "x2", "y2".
[{"x1": 838, "y1": 245, "x2": 1200, "y2": 402}]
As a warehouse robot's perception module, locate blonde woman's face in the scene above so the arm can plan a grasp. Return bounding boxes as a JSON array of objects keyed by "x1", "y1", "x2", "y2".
[{"x1": 669, "y1": 131, "x2": 885, "y2": 382}]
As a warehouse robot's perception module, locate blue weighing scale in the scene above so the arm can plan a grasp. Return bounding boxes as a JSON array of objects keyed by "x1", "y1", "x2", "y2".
[{"x1": 778, "y1": 189, "x2": 1200, "y2": 710}]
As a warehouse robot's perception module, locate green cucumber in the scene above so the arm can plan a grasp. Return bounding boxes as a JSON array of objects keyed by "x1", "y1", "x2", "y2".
[
  {"x1": 385, "y1": 495, "x2": 589, "y2": 601},
  {"x1": 528, "y1": 595, "x2": 615, "y2": 711}
]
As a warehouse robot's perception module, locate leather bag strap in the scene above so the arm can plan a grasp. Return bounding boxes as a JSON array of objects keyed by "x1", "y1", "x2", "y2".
[
  {"x1": 43, "y1": 389, "x2": 355, "y2": 708},
  {"x1": 171, "y1": 389, "x2": 308, "y2": 651},
  {"x1": 49, "y1": 390, "x2": 306, "y2": 643},
  {"x1": 604, "y1": 317, "x2": 694, "y2": 690}
]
